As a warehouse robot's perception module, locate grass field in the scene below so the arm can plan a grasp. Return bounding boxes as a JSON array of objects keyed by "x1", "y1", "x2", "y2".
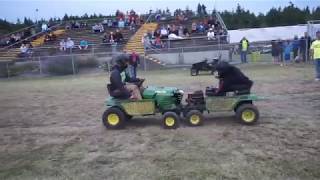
[{"x1": 0, "y1": 63, "x2": 320, "y2": 180}]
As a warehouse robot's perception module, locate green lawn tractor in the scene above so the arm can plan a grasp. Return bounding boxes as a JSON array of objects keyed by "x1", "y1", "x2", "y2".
[
  {"x1": 102, "y1": 86, "x2": 262, "y2": 130},
  {"x1": 183, "y1": 90, "x2": 261, "y2": 126},
  {"x1": 102, "y1": 86, "x2": 184, "y2": 129}
]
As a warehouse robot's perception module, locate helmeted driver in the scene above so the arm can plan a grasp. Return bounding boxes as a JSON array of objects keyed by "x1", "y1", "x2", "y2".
[{"x1": 108, "y1": 54, "x2": 142, "y2": 100}]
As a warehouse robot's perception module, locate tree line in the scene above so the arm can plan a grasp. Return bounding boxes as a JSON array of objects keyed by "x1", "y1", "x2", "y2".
[
  {"x1": 220, "y1": 3, "x2": 320, "y2": 30},
  {"x1": 1, "y1": 2, "x2": 320, "y2": 35}
]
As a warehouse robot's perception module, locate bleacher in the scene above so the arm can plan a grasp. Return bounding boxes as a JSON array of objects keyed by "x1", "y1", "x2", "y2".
[{"x1": 0, "y1": 12, "x2": 229, "y2": 65}]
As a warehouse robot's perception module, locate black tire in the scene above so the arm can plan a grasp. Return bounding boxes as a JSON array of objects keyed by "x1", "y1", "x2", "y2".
[
  {"x1": 191, "y1": 68, "x2": 198, "y2": 76},
  {"x1": 162, "y1": 112, "x2": 180, "y2": 129},
  {"x1": 102, "y1": 107, "x2": 127, "y2": 129},
  {"x1": 235, "y1": 104, "x2": 259, "y2": 125},
  {"x1": 185, "y1": 110, "x2": 204, "y2": 126}
]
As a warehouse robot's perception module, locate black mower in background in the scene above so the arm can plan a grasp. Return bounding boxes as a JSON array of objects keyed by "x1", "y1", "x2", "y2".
[{"x1": 190, "y1": 58, "x2": 220, "y2": 76}]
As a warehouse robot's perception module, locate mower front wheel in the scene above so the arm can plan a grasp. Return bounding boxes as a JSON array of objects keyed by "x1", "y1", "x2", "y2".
[
  {"x1": 102, "y1": 107, "x2": 126, "y2": 129},
  {"x1": 162, "y1": 112, "x2": 180, "y2": 129}
]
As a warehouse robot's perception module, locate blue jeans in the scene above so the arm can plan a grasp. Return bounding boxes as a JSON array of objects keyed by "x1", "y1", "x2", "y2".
[
  {"x1": 315, "y1": 59, "x2": 320, "y2": 79},
  {"x1": 241, "y1": 51, "x2": 247, "y2": 63}
]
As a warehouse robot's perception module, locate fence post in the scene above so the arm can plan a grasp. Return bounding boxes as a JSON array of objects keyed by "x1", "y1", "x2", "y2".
[
  {"x1": 38, "y1": 56, "x2": 42, "y2": 75},
  {"x1": 6, "y1": 62, "x2": 9, "y2": 78},
  {"x1": 71, "y1": 53, "x2": 75, "y2": 75},
  {"x1": 91, "y1": 44, "x2": 95, "y2": 56},
  {"x1": 143, "y1": 54, "x2": 147, "y2": 72}
]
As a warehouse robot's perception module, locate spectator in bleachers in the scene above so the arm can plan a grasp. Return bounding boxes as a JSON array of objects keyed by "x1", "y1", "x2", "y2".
[
  {"x1": 92, "y1": 23, "x2": 104, "y2": 33},
  {"x1": 59, "y1": 39, "x2": 66, "y2": 51},
  {"x1": 207, "y1": 28, "x2": 215, "y2": 40},
  {"x1": 65, "y1": 23, "x2": 71, "y2": 30},
  {"x1": 154, "y1": 29, "x2": 160, "y2": 38},
  {"x1": 191, "y1": 22, "x2": 197, "y2": 33},
  {"x1": 108, "y1": 32, "x2": 116, "y2": 44},
  {"x1": 92, "y1": 24, "x2": 99, "y2": 33},
  {"x1": 99, "y1": 23, "x2": 104, "y2": 32},
  {"x1": 115, "y1": 29, "x2": 124, "y2": 43},
  {"x1": 208, "y1": 16, "x2": 216, "y2": 29},
  {"x1": 154, "y1": 36, "x2": 163, "y2": 48},
  {"x1": 41, "y1": 23, "x2": 48, "y2": 32},
  {"x1": 19, "y1": 43, "x2": 32, "y2": 57},
  {"x1": 118, "y1": 19, "x2": 125, "y2": 28},
  {"x1": 66, "y1": 38, "x2": 75, "y2": 51},
  {"x1": 183, "y1": 26, "x2": 190, "y2": 37},
  {"x1": 74, "y1": 21, "x2": 81, "y2": 29},
  {"x1": 142, "y1": 33, "x2": 151, "y2": 51},
  {"x1": 160, "y1": 26, "x2": 168, "y2": 39},
  {"x1": 19, "y1": 43, "x2": 28, "y2": 57},
  {"x1": 129, "y1": 21, "x2": 136, "y2": 32},
  {"x1": 107, "y1": 19, "x2": 113, "y2": 28},
  {"x1": 178, "y1": 26, "x2": 184, "y2": 37},
  {"x1": 79, "y1": 40, "x2": 89, "y2": 50},
  {"x1": 44, "y1": 32, "x2": 56, "y2": 42},
  {"x1": 170, "y1": 25, "x2": 179, "y2": 36},
  {"x1": 197, "y1": 22, "x2": 205, "y2": 34}
]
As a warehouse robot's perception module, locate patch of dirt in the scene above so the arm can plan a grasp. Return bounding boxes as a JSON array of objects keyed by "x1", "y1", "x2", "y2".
[{"x1": 0, "y1": 64, "x2": 319, "y2": 179}]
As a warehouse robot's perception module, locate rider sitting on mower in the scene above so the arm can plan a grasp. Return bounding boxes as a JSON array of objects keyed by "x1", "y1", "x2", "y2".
[
  {"x1": 206, "y1": 61, "x2": 253, "y2": 96},
  {"x1": 108, "y1": 54, "x2": 142, "y2": 100}
]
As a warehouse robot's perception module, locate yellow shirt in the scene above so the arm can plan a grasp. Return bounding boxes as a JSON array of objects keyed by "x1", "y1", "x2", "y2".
[
  {"x1": 242, "y1": 40, "x2": 248, "y2": 51},
  {"x1": 311, "y1": 40, "x2": 320, "y2": 59}
]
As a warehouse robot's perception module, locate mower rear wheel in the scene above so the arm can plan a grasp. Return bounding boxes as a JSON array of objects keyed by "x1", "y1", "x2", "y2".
[
  {"x1": 185, "y1": 110, "x2": 204, "y2": 126},
  {"x1": 162, "y1": 112, "x2": 180, "y2": 129},
  {"x1": 102, "y1": 107, "x2": 126, "y2": 129},
  {"x1": 235, "y1": 104, "x2": 259, "y2": 125},
  {"x1": 191, "y1": 68, "x2": 198, "y2": 76}
]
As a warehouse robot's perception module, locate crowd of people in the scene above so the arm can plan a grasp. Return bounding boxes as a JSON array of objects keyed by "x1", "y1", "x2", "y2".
[
  {"x1": 59, "y1": 37, "x2": 75, "y2": 52},
  {"x1": 19, "y1": 43, "x2": 33, "y2": 57},
  {"x1": 140, "y1": 15, "x2": 227, "y2": 50},
  {"x1": 102, "y1": 29, "x2": 124, "y2": 44},
  {"x1": 271, "y1": 32, "x2": 312, "y2": 66}
]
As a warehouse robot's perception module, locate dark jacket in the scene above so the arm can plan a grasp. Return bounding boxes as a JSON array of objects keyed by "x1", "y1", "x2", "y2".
[
  {"x1": 271, "y1": 41, "x2": 280, "y2": 56},
  {"x1": 215, "y1": 62, "x2": 253, "y2": 95},
  {"x1": 115, "y1": 32, "x2": 124, "y2": 42},
  {"x1": 109, "y1": 65, "x2": 130, "y2": 99},
  {"x1": 129, "y1": 53, "x2": 140, "y2": 67}
]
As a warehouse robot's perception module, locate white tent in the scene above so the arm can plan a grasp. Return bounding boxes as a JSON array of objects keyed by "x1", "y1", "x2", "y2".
[{"x1": 228, "y1": 24, "x2": 320, "y2": 43}]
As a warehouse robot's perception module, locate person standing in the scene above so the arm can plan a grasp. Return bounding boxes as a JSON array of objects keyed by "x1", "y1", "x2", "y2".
[
  {"x1": 282, "y1": 40, "x2": 292, "y2": 66},
  {"x1": 292, "y1": 35, "x2": 300, "y2": 61},
  {"x1": 305, "y1": 32, "x2": 312, "y2": 61},
  {"x1": 127, "y1": 51, "x2": 140, "y2": 80},
  {"x1": 310, "y1": 31, "x2": 320, "y2": 81},
  {"x1": 271, "y1": 40, "x2": 280, "y2": 64},
  {"x1": 239, "y1": 37, "x2": 249, "y2": 63}
]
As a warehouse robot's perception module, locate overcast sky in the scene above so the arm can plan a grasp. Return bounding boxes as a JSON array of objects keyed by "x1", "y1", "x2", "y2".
[{"x1": 0, "y1": 0, "x2": 318, "y2": 23}]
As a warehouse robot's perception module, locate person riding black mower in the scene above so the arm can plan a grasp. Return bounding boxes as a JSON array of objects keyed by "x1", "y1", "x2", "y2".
[{"x1": 190, "y1": 58, "x2": 220, "y2": 76}]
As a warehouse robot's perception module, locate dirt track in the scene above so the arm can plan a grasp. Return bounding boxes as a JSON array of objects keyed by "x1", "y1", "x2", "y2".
[{"x1": 0, "y1": 64, "x2": 319, "y2": 180}]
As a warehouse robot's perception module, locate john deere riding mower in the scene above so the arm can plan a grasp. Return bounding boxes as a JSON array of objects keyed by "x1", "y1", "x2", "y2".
[{"x1": 102, "y1": 85, "x2": 184, "y2": 129}]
